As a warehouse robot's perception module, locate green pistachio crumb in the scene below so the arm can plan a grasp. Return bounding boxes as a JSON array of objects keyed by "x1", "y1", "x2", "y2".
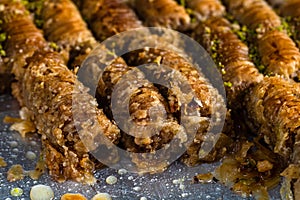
[
  {"x1": 224, "y1": 81, "x2": 232, "y2": 88},
  {"x1": 34, "y1": 19, "x2": 44, "y2": 28},
  {"x1": 0, "y1": 49, "x2": 6, "y2": 56},
  {"x1": 204, "y1": 27, "x2": 211, "y2": 34},
  {"x1": 180, "y1": 0, "x2": 185, "y2": 7},
  {"x1": 49, "y1": 42, "x2": 59, "y2": 50},
  {"x1": 0, "y1": 33, "x2": 6, "y2": 42},
  {"x1": 221, "y1": 68, "x2": 226, "y2": 75},
  {"x1": 186, "y1": 8, "x2": 193, "y2": 15},
  {"x1": 258, "y1": 65, "x2": 265, "y2": 72}
]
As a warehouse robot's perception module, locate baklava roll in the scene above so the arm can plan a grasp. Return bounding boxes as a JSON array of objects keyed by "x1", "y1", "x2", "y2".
[
  {"x1": 280, "y1": 0, "x2": 300, "y2": 46},
  {"x1": 257, "y1": 29, "x2": 300, "y2": 78},
  {"x1": 23, "y1": 51, "x2": 121, "y2": 183},
  {"x1": 245, "y1": 76, "x2": 300, "y2": 199},
  {"x1": 39, "y1": 0, "x2": 97, "y2": 66},
  {"x1": 186, "y1": 0, "x2": 225, "y2": 20},
  {"x1": 80, "y1": 0, "x2": 143, "y2": 41},
  {"x1": 0, "y1": 0, "x2": 121, "y2": 183},
  {"x1": 0, "y1": 0, "x2": 47, "y2": 103},
  {"x1": 126, "y1": 48, "x2": 227, "y2": 165},
  {"x1": 79, "y1": 46, "x2": 189, "y2": 172},
  {"x1": 109, "y1": 67, "x2": 187, "y2": 151},
  {"x1": 224, "y1": 0, "x2": 300, "y2": 79},
  {"x1": 223, "y1": 0, "x2": 281, "y2": 32},
  {"x1": 133, "y1": 0, "x2": 190, "y2": 31},
  {"x1": 193, "y1": 17, "x2": 263, "y2": 107},
  {"x1": 245, "y1": 76, "x2": 300, "y2": 161}
]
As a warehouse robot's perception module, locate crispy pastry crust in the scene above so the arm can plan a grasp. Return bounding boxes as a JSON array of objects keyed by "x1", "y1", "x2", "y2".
[
  {"x1": 223, "y1": 0, "x2": 281, "y2": 31},
  {"x1": 126, "y1": 48, "x2": 226, "y2": 165},
  {"x1": 245, "y1": 77, "x2": 300, "y2": 161},
  {"x1": 224, "y1": 0, "x2": 300, "y2": 79},
  {"x1": 40, "y1": 0, "x2": 97, "y2": 66},
  {"x1": 193, "y1": 17, "x2": 263, "y2": 107},
  {"x1": 0, "y1": 0, "x2": 121, "y2": 183},
  {"x1": 80, "y1": 0, "x2": 143, "y2": 41},
  {"x1": 186, "y1": 0, "x2": 225, "y2": 20},
  {"x1": 280, "y1": 0, "x2": 300, "y2": 46},
  {"x1": 133, "y1": 0, "x2": 190, "y2": 31}
]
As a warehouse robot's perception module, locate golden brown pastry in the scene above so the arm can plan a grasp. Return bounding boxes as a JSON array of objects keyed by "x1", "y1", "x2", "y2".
[
  {"x1": 0, "y1": 0, "x2": 121, "y2": 183},
  {"x1": 193, "y1": 17, "x2": 263, "y2": 107},
  {"x1": 80, "y1": 0, "x2": 143, "y2": 41},
  {"x1": 133, "y1": 0, "x2": 190, "y2": 31},
  {"x1": 280, "y1": 0, "x2": 300, "y2": 47},
  {"x1": 186, "y1": 0, "x2": 225, "y2": 20},
  {"x1": 38, "y1": 0, "x2": 97, "y2": 66},
  {"x1": 245, "y1": 76, "x2": 300, "y2": 199},
  {"x1": 125, "y1": 48, "x2": 227, "y2": 165},
  {"x1": 224, "y1": 0, "x2": 300, "y2": 79},
  {"x1": 257, "y1": 29, "x2": 300, "y2": 77},
  {"x1": 245, "y1": 76, "x2": 300, "y2": 161},
  {"x1": 0, "y1": 0, "x2": 47, "y2": 103},
  {"x1": 223, "y1": 0, "x2": 281, "y2": 31}
]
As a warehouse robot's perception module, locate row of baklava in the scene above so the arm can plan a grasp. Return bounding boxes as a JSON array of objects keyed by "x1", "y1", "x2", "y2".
[{"x1": 2, "y1": 0, "x2": 300, "y2": 198}]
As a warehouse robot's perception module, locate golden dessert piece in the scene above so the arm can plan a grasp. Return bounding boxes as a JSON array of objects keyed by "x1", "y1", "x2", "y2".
[
  {"x1": 193, "y1": 16, "x2": 263, "y2": 107},
  {"x1": 0, "y1": 0, "x2": 121, "y2": 183},
  {"x1": 79, "y1": 0, "x2": 143, "y2": 41},
  {"x1": 186, "y1": 0, "x2": 225, "y2": 20},
  {"x1": 126, "y1": 48, "x2": 226, "y2": 165},
  {"x1": 224, "y1": 0, "x2": 300, "y2": 79},
  {"x1": 133, "y1": 0, "x2": 190, "y2": 31}
]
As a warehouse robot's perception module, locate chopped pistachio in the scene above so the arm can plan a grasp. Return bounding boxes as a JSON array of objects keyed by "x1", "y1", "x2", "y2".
[
  {"x1": 191, "y1": 17, "x2": 197, "y2": 24},
  {"x1": 0, "y1": 49, "x2": 6, "y2": 56},
  {"x1": 224, "y1": 81, "x2": 233, "y2": 88},
  {"x1": 204, "y1": 27, "x2": 211, "y2": 34},
  {"x1": 186, "y1": 8, "x2": 193, "y2": 15},
  {"x1": 20, "y1": 0, "x2": 29, "y2": 6},
  {"x1": 49, "y1": 42, "x2": 59, "y2": 50},
  {"x1": 236, "y1": 31, "x2": 246, "y2": 42},
  {"x1": 241, "y1": 25, "x2": 248, "y2": 32},
  {"x1": 34, "y1": 19, "x2": 44, "y2": 28},
  {"x1": 257, "y1": 65, "x2": 265, "y2": 72},
  {"x1": 180, "y1": 0, "x2": 185, "y2": 7},
  {"x1": 221, "y1": 68, "x2": 226, "y2": 75},
  {"x1": 0, "y1": 32, "x2": 6, "y2": 42}
]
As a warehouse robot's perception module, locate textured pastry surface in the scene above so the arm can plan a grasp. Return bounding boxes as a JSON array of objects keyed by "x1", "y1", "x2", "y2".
[{"x1": 0, "y1": 0, "x2": 300, "y2": 198}]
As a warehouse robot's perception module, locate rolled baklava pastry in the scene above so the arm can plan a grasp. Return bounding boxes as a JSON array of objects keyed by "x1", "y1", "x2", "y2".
[
  {"x1": 193, "y1": 16, "x2": 263, "y2": 108},
  {"x1": 0, "y1": 0, "x2": 121, "y2": 183},
  {"x1": 38, "y1": 0, "x2": 98, "y2": 66},
  {"x1": 133, "y1": 0, "x2": 190, "y2": 31},
  {"x1": 245, "y1": 76, "x2": 300, "y2": 199},
  {"x1": 245, "y1": 77, "x2": 300, "y2": 161},
  {"x1": 223, "y1": 0, "x2": 300, "y2": 79},
  {"x1": 186, "y1": 0, "x2": 225, "y2": 20},
  {"x1": 125, "y1": 47, "x2": 227, "y2": 166},
  {"x1": 80, "y1": 0, "x2": 143, "y2": 41},
  {"x1": 280, "y1": 0, "x2": 300, "y2": 46}
]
